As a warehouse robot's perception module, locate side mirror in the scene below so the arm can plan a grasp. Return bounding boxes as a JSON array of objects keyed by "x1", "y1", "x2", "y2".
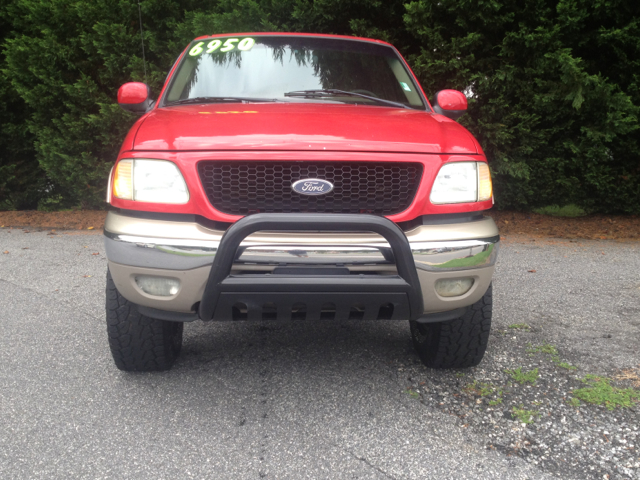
[
  {"x1": 432, "y1": 90, "x2": 467, "y2": 121},
  {"x1": 117, "y1": 82, "x2": 153, "y2": 114}
]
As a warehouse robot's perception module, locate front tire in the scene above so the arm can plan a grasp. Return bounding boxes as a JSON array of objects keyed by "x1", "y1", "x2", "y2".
[
  {"x1": 410, "y1": 284, "x2": 492, "y2": 368},
  {"x1": 106, "y1": 270, "x2": 183, "y2": 371}
]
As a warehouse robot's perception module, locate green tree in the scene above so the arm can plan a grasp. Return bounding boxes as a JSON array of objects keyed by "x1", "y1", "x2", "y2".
[
  {"x1": 2, "y1": 0, "x2": 205, "y2": 208},
  {"x1": 1, "y1": 0, "x2": 639, "y2": 212},
  {"x1": 0, "y1": 0, "x2": 43, "y2": 210},
  {"x1": 404, "y1": 0, "x2": 640, "y2": 212}
]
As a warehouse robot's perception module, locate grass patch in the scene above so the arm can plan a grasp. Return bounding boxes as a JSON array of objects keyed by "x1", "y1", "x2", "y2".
[
  {"x1": 527, "y1": 343, "x2": 577, "y2": 370},
  {"x1": 511, "y1": 406, "x2": 540, "y2": 424},
  {"x1": 567, "y1": 397, "x2": 581, "y2": 408},
  {"x1": 527, "y1": 343, "x2": 558, "y2": 356},
  {"x1": 572, "y1": 375, "x2": 640, "y2": 410},
  {"x1": 532, "y1": 204, "x2": 587, "y2": 217},
  {"x1": 509, "y1": 323, "x2": 531, "y2": 330},
  {"x1": 405, "y1": 388, "x2": 420, "y2": 400},
  {"x1": 555, "y1": 361, "x2": 577, "y2": 370},
  {"x1": 463, "y1": 381, "x2": 504, "y2": 405},
  {"x1": 463, "y1": 381, "x2": 495, "y2": 397},
  {"x1": 506, "y1": 367, "x2": 539, "y2": 385}
]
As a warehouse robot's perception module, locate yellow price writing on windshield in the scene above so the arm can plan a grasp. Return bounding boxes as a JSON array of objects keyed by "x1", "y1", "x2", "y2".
[{"x1": 189, "y1": 37, "x2": 255, "y2": 56}]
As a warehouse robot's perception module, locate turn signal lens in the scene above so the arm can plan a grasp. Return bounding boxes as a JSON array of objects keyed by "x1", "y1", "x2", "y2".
[
  {"x1": 113, "y1": 159, "x2": 133, "y2": 200},
  {"x1": 477, "y1": 163, "x2": 492, "y2": 201}
]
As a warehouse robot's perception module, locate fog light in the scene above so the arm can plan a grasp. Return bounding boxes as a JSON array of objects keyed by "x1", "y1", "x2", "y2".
[
  {"x1": 135, "y1": 276, "x2": 180, "y2": 296},
  {"x1": 435, "y1": 278, "x2": 474, "y2": 297}
]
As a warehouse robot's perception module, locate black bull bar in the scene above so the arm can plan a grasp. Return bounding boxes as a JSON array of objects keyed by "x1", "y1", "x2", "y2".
[{"x1": 198, "y1": 213, "x2": 424, "y2": 321}]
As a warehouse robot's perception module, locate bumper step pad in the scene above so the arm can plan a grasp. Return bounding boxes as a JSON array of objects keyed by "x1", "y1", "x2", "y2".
[{"x1": 216, "y1": 292, "x2": 410, "y2": 321}]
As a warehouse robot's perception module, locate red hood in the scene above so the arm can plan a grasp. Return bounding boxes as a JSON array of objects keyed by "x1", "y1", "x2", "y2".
[{"x1": 133, "y1": 103, "x2": 478, "y2": 154}]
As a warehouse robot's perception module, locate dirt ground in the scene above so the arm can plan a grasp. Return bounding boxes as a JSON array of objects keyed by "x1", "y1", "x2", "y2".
[{"x1": 0, "y1": 209, "x2": 639, "y2": 241}]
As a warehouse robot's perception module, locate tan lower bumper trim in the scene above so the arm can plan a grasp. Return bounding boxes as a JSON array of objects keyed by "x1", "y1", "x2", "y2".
[{"x1": 108, "y1": 260, "x2": 495, "y2": 316}]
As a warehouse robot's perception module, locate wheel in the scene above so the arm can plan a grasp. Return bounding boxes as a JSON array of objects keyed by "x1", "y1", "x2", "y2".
[
  {"x1": 105, "y1": 269, "x2": 183, "y2": 371},
  {"x1": 410, "y1": 284, "x2": 492, "y2": 368}
]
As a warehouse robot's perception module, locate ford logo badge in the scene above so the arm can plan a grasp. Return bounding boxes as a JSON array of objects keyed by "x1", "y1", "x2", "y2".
[{"x1": 291, "y1": 178, "x2": 334, "y2": 196}]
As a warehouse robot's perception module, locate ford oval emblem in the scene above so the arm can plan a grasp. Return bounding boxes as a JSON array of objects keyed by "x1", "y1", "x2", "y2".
[{"x1": 291, "y1": 178, "x2": 334, "y2": 196}]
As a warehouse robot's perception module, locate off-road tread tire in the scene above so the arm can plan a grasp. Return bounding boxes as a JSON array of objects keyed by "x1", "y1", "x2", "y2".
[
  {"x1": 106, "y1": 270, "x2": 183, "y2": 371},
  {"x1": 410, "y1": 284, "x2": 492, "y2": 369}
]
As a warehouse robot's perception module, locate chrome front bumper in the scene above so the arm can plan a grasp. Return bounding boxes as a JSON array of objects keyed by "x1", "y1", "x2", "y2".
[
  {"x1": 104, "y1": 211, "x2": 499, "y2": 314},
  {"x1": 104, "y1": 213, "x2": 499, "y2": 272}
]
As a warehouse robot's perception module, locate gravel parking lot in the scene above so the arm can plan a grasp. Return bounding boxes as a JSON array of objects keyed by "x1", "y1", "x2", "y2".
[{"x1": 1, "y1": 228, "x2": 639, "y2": 479}]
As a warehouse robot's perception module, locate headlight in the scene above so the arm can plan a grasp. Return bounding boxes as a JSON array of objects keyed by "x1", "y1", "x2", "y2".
[
  {"x1": 430, "y1": 161, "x2": 492, "y2": 204},
  {"x1": 112, "y1": 159, "x2": 189, "y2": 204}
]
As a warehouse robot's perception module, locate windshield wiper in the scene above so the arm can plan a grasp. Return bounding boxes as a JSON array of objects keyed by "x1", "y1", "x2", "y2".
[
  {"x1": 165, "y1": 96, "x2": 280, "y2": 106},
  {"x1": 283, "y1": 89, "x2": 409, "y2": 109}
]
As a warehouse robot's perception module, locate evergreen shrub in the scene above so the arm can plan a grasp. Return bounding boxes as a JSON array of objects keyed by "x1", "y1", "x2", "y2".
[{"x1": 1, "y1": 0, "x2": 638, "y2": 212}]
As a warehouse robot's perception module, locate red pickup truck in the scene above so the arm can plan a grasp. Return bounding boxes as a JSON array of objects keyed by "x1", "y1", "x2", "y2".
[{"x1": 105, "y1": 33, "x2": 499, "y2": 371}]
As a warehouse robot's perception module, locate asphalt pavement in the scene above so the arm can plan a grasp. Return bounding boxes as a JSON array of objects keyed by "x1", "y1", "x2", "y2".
[{"x1": 1, "y1": 228, "x2": 638, "y2": 479}]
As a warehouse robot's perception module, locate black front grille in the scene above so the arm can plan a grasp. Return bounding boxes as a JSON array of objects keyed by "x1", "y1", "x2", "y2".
[{"x1": 198, "y1": 161, "x2": 423, "y2": 215}]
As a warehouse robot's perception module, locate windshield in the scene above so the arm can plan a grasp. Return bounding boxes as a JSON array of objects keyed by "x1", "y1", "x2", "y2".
[{"x1": 163, "y1": 36, "x2": 426, "y2": 109}]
